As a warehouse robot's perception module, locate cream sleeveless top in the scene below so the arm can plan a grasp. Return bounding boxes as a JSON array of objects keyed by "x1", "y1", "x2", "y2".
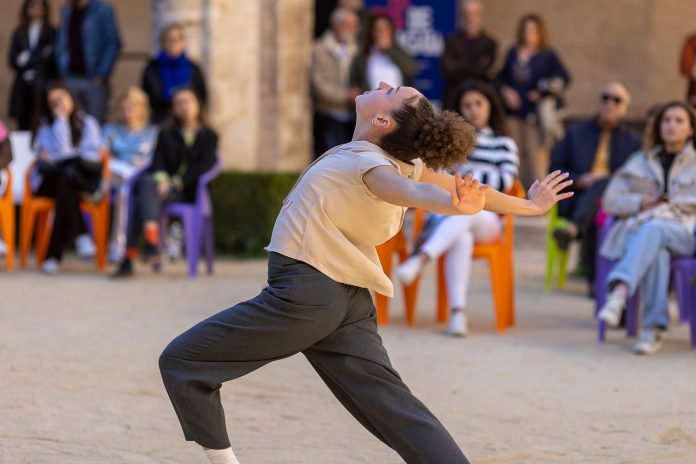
[{"x1": 266, "y1": 140, "x2": 424, "y2": 297}]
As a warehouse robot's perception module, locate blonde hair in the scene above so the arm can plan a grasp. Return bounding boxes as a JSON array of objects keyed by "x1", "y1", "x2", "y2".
[{"x1": 116, "y1": 86, "x2": 150, "y2": 127}]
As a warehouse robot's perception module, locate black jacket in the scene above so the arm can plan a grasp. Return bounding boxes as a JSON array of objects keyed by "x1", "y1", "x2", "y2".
[
  {"x1": 440, "y1": 30, "x2": 497, "y2": 110},
  {"x1": 141, "y1": 58, "x2": 208, "y2": 124},
  {"x1": 7, "y1": 24, "x2": 57, "y2": 129},
  {"x1": 149, "y1": 126, "x2": 218, "y2": 202},
  {"x1": 550, "y1": 118, "x2": 641, "y2": 218}
]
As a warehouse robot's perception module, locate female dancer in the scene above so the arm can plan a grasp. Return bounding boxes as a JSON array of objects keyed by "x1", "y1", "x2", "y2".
[
  {"x1": 395, "y1": 80, "x2": 520, "y2": 336},
  {"x1": 159, "y1": 82, "x2": 572, "y2": 464}
]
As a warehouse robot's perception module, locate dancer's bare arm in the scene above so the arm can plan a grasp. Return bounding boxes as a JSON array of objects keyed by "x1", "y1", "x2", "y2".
[
  {"x1": 419, "y1": 168, "x2": 574, "y2": 216},
  {"x1": 363, "y1": 165, "x2": 488, "y2": 215}
]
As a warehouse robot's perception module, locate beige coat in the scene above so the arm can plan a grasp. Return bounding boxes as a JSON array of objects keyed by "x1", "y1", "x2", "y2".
[
  {"x1": 600, "y1": 142, "x2": 696, "y2": 259},
  {"x1": 310, "y1": 31, "x2": 358, "y2": 115}
]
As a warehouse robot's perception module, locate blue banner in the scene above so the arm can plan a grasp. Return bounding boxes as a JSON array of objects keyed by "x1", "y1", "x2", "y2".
[{"x1": 364, "y1": 0, "x2": 458, "y2": 109}]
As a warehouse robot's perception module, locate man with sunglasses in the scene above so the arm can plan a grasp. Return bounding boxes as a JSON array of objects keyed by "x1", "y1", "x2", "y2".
[{"x1": 549, "y1": 82, "x2": 641, "y2": 290}]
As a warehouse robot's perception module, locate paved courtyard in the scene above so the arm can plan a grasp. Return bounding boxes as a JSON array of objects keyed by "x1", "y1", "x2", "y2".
[{"x1": 1, "y1": 217, "x2": 695, "y2": 463}]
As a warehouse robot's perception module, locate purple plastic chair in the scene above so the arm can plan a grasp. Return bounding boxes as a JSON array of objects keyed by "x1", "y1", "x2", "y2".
[
  {"x1": 672, "y1": 258, "x2": 696, "y2": 348},
  {"x1": 158, "y1": 161, "x2": 221, "y2": 278},
  {"x1": 594, "y1": 216, "x2": 640, "y2": 342},
  {"x1": 595, "y1": 215, "x2": 695, "y2": 347}
]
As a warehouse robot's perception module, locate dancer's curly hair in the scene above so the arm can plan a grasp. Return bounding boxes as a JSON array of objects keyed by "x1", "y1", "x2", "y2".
[{"x1": 379, "y1": 96, "x2": 476, "y2": 171}]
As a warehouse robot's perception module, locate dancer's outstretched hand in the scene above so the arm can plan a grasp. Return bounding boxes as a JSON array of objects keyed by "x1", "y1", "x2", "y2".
[
  {"x1": 528, "y1": 170, "x2": 574, "y2": 214},
  {"x1": 451, "y1": 172, "x2": 489, "y2": 215}
]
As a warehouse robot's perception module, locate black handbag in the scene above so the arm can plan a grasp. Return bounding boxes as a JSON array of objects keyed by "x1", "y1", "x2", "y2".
[{"x1": 39, "y1": 157, "x2": 103, "y2": 194}]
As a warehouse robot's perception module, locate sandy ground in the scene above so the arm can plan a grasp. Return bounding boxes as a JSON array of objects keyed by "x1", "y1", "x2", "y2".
[{"x1": 1, "y1": 217, "x2": 696, "y2": 464}]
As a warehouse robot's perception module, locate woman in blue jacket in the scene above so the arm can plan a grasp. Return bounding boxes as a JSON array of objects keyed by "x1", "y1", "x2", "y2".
[{"x1": 498, "y1": 13, "x2": 570, "y2": 188}]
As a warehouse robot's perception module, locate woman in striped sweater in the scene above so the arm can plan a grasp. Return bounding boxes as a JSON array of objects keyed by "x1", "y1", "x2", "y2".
[{"x1": 395, "y1": 80, "x2": 520, "y2": 336}]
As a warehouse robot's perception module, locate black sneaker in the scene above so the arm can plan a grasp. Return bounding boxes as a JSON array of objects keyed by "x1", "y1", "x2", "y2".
[
  {"x1": 552, "y1": 227, "x2": 572, "y2": 251},
  {"x1": 111, "y1": 259, "x2": 133, "y2": 278},
  {"x1": 142, "y1": 243, "x2": 160, "y2": 263}
]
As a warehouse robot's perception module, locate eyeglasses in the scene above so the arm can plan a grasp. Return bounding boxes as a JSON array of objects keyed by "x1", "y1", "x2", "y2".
[{"x1": 601, "y1": 94, "x2": 623, "y2": 104}]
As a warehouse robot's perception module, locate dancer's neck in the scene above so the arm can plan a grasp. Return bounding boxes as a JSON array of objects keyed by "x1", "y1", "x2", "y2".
[{"x1": 351, "y1": 122, "x2": 382, "y2": 146}]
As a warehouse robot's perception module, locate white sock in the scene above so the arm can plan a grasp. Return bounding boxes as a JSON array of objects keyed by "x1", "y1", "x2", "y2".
[{"x1": 204, "y1": 447, "x2": 241, "y2": 464}]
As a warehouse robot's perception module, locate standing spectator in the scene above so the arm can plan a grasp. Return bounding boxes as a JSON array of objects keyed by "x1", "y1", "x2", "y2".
[
  {"x1": 394, "y1": 81, "x2": 519, "y2": 336},
  {"x1": 102, "y1": 87, "x2": 158, "y2": 262},
  {"x1": 338, "y1": 0, "x2": 371, "y2": 47},
  {"x1": 32, "y1": 84, "x2": 103, "y2": 274},
  {"x1": 7, "y1": 0, "x2": 57, "y2": 131},
  {"x1": 440, "y1": 0, "x2": 497, "y2": 110},
  {"x1": 597, "y1": 102, "x2": 696, "y2": 355},
  {"x1": 113, "y1": 87, "x2": 217, "y2": 277},
  {"x1": 55, "y1": 0, "x2": 121, "y2": 124},
  {"x1": 679, "y1": 33, "x2": 696, "y2": 107},
  {"x1": 550, "y1": 82, "x2": 641, "y2": 285},
  {"x1": 142, "y1": 23, "x2": 208, "y2": 125},
  {"x1": 0, "y1": 119, "x2": 12, "y2": 258},
  {"x1": 349, "y1": 14, "x2": 417, "y2": 93},
  {"x1": 310, "y1": 7, "x2": 360, "y2": 158},
  {"x1": 499, "y1": 13, "x2": 570, "y2": 188}
]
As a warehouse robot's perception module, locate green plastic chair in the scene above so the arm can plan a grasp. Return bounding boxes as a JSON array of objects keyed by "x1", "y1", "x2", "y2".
[{"x1": 544, "y1": 204, "x2": 569, "y2": 292}]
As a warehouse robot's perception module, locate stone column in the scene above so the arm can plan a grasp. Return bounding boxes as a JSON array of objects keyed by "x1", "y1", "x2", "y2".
[{"x1": 151, "y1": 0, "x2": 313, "y2": 171}]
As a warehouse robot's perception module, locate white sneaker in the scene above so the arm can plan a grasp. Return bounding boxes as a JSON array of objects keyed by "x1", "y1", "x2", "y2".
[
  {"x1": 394, "y1": 255, "x2": 426, "y2": 286},
  {"x1": 633, "y1": 328, "x2": 663, "y2": 355},
  {"x1": 75, "y1": 234, "x2": 96, "y2": 259},
  {"x1": 447, "y1": 310, "x2": 468, "y2": 337},
  {"x1": 107, "y1": 240, "x2": 123, "y2": 263},
  {"x1": 598, "y1": 292, "x2": 626, "y2": 328},
  {"x1": 0, "y1": 238, "x2": 6, "y2": 257},
  {"x1": 42, "y1": 258, "x2": 59, "y2": 275}
]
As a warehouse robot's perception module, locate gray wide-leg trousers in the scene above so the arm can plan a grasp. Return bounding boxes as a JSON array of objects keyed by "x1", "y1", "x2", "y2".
[{"x1": 159, "y1": 252, "x2": 470, "y2": 463}]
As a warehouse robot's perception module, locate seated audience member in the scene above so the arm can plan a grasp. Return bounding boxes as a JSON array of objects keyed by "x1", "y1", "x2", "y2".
[
  {"x1": 113, "y1": 87, "x2": 217, "y2": 277},
  {"x1": 440, "y1": 0, "x2": 497, "y2": 110},
  {"x1": 102, "y1": 87, "x2": 158, "y2": 261},
  {"x1": 550, "y1": 82, "x2": 641, "y2": 285},
  {"x1": 142, "y1": 23, "x2": 208, "y2": 125},
  {"x1": 0, "y1": 119, "x2": 13, "y2": 257},
  {"x1": 32, "y1": 84, "x2": 103, "y2": 274},
  {"x1": 598, "y1": 101, "x2": 696, "y2": 355},
  {"x1": 394, "y1": 80, "x2": 520, "y2": 336},
  {"x1": 311, "y1": 7, "x2": 360, "y2": 158},
  {"x1": 349, "y1": 14, "x2": 417, "y2": 93}
]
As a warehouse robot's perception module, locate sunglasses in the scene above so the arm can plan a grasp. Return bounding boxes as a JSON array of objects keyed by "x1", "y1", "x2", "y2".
[{"x1": 601, "y1": 94, "x2": 623, "y2": 104}]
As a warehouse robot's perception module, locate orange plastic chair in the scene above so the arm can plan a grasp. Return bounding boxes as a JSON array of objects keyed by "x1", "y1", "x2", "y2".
[
  {"x1": 374, "y1": 209, "x2": 426, "y2": 325},
  {"x1": 0, "y1": 168, "x2": 15, "y2": 271},
  {"x1": 436, "y1": 180, "x2": 525, "y2": 332},
  {"x1": 404, "y1": 181, "x2": 525, "y2": 333},
  {"x1": 19, "y1": 152, "x2": 110, "y2": 270}
]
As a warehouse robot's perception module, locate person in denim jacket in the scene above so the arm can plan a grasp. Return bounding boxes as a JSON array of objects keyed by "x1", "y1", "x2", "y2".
[{"x1": 55, "y1": 0, "x2": 121, "y2": 124}]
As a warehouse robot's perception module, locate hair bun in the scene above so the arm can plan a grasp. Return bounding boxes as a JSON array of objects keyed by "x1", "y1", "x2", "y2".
[{"x1": 417, "y1": 110, "x2": 476, "y2": 170}]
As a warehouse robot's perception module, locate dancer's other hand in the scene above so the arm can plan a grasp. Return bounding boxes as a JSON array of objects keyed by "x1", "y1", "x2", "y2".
[
  {"x1": 451, "y1": 172, "x2": 489, "y2": 215},
  {"x1": 527, "y1": 170, "x2": 574, "y2": 214}
]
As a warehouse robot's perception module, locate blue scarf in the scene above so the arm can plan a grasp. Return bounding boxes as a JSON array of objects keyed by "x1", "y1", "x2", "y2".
[{"x1": 156, "y1": 51, "x2": 193, "y2": 102}]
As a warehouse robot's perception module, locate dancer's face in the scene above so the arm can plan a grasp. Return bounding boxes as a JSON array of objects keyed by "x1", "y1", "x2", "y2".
[{"x1": 355, "y1": 81, "x2": 422, "y2": 130}]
